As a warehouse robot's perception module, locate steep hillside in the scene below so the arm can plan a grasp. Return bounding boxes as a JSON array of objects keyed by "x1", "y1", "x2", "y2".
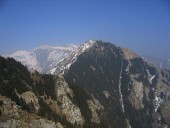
[
  {"x1": 62, "y1": 40, "x2": 170, "y2": 128},
  {"x1": 0, "y1": 56, "x2": 108, "y2": 128},
  {"x1": 0, "y1": 56, "x2": 73, "y2": 127},
  {"x1": 0, "y1": 40, "x2": 170, "y2": 128}
]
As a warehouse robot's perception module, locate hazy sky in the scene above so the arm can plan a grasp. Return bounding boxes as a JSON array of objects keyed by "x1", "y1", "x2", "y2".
[{"x1": 0, "y1": 0, "x2": 170, "y2": 59}]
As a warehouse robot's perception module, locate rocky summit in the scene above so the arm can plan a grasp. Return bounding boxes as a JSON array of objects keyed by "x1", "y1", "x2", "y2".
[{"x1": 0, "y1": 40, "x2": 170, "y2": 128}]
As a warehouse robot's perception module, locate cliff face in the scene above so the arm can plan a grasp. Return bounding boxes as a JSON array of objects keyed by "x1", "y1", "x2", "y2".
[
  {"x1": 0, "y1": 41, "x2": 170, "y2": 128},
  {"x1": 64, "y1": 41, "x2": 170, "y2": 128}
]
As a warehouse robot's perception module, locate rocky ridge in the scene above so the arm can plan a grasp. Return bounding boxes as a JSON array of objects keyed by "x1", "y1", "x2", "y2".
[{"x1": 0, "y1": 40, "x2": 170, "y2": 128}]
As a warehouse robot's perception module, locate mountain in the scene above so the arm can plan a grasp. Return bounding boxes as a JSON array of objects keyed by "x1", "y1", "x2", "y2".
[
  {"x1": 60, "y1": 40, "x2": 170, "y2": 127},
  {"x1": 142, "y1": 56, "x2": 170, "y2": 70},
  {"x1": 3, "y1": 44, "x2": 77, "y2": 73},
  {"x1": 162, "y1": 59, "x2": 170, "y2": 71},
  {"x1": 4, "y1": 43, "x2": 170, "y2": 74},
  {"x1": 0, "y1": 40, "x2": 170, "y2": 128}
]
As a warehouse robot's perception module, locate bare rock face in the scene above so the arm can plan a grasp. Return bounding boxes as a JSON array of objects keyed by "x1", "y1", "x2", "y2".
[
  {"x1": 55, "y1": 76, "x2": 85, "y2": 126},
  {"x1": 13, "y1": 89, "x2": 40, "y2": 113},
  {"x1": 0, "y1": 119, "x2": 59, "y2": 128},
  {"x1": 122, "y1": 48, "x2": 138, "y2": 60},
  {"x1": 0, "y1": 119, "x2": 27, "y2": 128},
  {"x1": 29, "y1": 119, "x2": 57, "y2": 128},
  {"x1": 55, "y1": 122, "x2": 63, "y2": 128},
  {"x1": 41, "y1": 75, "x2": 85, "y2": 126},
  {"x1": 87, "y1": 96, "x2": 104, "y2": 123},
  {"x1": 129, "y1": 77, "x2": 145, "y2": 109},
  {"x1": 0, "y1": 95, "x2": 62, "y2": 128},
  {"x1": 21, "y1": 91, "x2": 40, "y2": 113},
  {"x1": 155, "y1": 71, "x2": 170, "y2": 125},
  {"x1": 0, "y1": 95, "x2": 20, "y2": 121}
]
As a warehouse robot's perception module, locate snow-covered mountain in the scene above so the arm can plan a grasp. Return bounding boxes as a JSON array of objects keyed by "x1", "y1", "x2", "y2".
[
  {"x1": 51, "y1": 40, "x2": 95, "y2": 74},
  {"x1": 3, "y1": 40, "x2": 97, "y2": 74},
  {"x1": 3, "y1": 44, "x2": 77, "y2": 73}
]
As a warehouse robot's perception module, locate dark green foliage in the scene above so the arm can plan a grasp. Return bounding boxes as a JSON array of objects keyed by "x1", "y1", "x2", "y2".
[
  {"x1": 0, "y1": 56, "x2": 56, "y2": 112},
  {"x1": 0, "y1": 56, "x2": 35, "y2": 113},
  {"x1": 0, "y1": 55, "x2": 56, "y2": 96},
  {"x1": 0, "y1": 56, "x2": 75, "y2": 127},
  {"x1": 65, "y1": 42, "x2": 122, "y2": 95},
  {"x1": 35, "y1": 74, "x2": 56, "y2": 100},
  {"x1": 68, "y1": 85, "x2": 110, "y2": 128},
  {"x1": 130, "y1": 58, "x2": 149, "y2": 85},
  {"x1": 123, "y1": 100, "x2": 153, "y2": 128},
  {"x1": 130, "y1": 58, "x2": 146, "y2": 74},
  {"x1": 0, "y1": 56, "x2": 32, "y2": 95},
  {"x1": 0, "y1": 100, "x2": 3, "y2": 106},
  {"x1": 124, "y1": 62, "x2": 154, "y2": 128},
  {"x1": 64, "y1": 43, "x2": 128, "y2": 127},
  {"x1": 134, "y1": 74, "x2": 149, "y2": 85},
  {"x1": 69, "y1": 85, "x2": 92, "y2": 121},
  {"x1": 42, "y1": 74, "x2": 56, "y2": 99}
]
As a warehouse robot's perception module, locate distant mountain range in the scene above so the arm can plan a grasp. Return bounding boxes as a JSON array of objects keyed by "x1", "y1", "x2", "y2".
[
  {"x1": 142, "y1": 56, "x2": 170, "y2": 70},
  {"x1": 1, "y1": 40, "x2": 170, "y2": 128},
  {"x1": 3, "y1": 41, "x2": 170, "y2": 74},
  {"x1": 3, "y1": 44, "x2": 77, "y2": 73}
]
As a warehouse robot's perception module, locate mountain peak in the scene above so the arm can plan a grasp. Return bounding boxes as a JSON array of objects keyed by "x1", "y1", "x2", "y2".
[
  {"x1": 77, "y1": 40, "x2": 96, "y2": 52},
  {"x1": 51, "y1": 40, "x2": 96, "y2": 74},
  {"x1": 53, "y1": 40, "x2": 119, "y2": 74}
]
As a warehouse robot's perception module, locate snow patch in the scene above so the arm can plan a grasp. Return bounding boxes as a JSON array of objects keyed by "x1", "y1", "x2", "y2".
[
  {"x1": 150, "y1": 75, "x2": 156, "y2": 84},
  {"x1": 54, "y1": 40, "x2": 95, "y2": 74},
  {"x1": 154, "y1": 90, "x2": 164, "y2": 112},
  {"x1": 50, "y1": 68, "x2": 57, "y2": 75},
  {"x1": 125, "y1": 66, "x2": 129, "y2": 74},
  {"x1": 147, "y1": 68, "x2": 157, "y2": 84},
  {"x1": 147, "y1": 69, "x2": 150, "y2": 76},
  {"x1": 119, "y1": 61, "x2": 125, "y2": 112}
]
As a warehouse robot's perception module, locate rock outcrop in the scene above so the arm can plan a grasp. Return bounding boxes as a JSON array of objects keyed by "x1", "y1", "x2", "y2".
[
  {"x1": 0, "y1": 95, "x2": 62, "y2": 128},
  {"x1": 87, "y1": 96, "x2": 104, "y2": 123}
]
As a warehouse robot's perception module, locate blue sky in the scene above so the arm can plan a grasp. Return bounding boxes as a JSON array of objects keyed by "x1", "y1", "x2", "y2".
[{"x1": 0, "y1": 0, "x2": 170, "y2": 59}]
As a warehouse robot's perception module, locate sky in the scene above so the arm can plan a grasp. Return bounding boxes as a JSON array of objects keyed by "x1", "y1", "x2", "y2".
[{"x1": 0, "y1": 0, "x2": 170, "y2": 59}]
